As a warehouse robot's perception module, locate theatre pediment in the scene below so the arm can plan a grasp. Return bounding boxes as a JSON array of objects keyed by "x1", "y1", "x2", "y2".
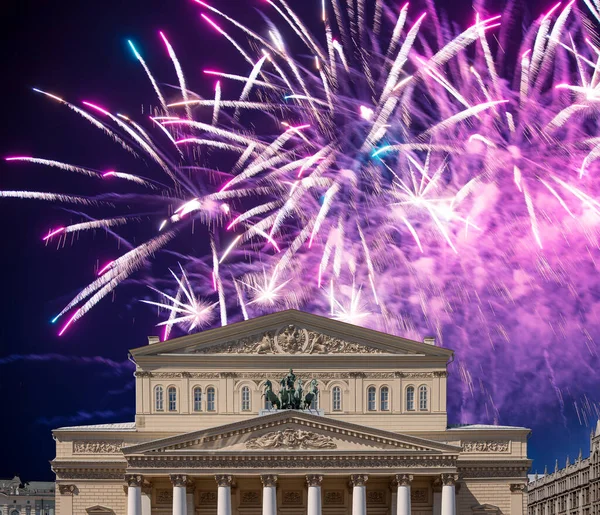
[
  {"x1": 122, "y1": 411, "x2": 461, "y2": 456},
  {"x1": 130, "y1": 310, "x2": 453, "y2": 358}
]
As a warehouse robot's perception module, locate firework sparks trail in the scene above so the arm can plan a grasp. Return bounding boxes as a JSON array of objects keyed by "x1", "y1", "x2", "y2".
[{"x1": 4, "y1": 0, "x2": 600, "y2": 428}]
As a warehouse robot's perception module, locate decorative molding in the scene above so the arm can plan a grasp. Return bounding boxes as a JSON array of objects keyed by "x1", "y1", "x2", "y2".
[
  {"x1": 156, "y1": 489, "x2": 173, "y2": 504},
  {"x1": 199, "y1": 492, "x2": 217, "y2": 504},
  {"x1": 73, "y1": 441, "x2": 123, "y2": 454},
  {"x1": 127, "y1": 455, "x2": 457, "y2": 469},
  {"x1": 306, "y1": 475, "x2": 323, "y2": 487},
  {"x1": 461, "y1": 441, "x2": 510, "y2": 453},
  {"x1": 215, "y1": 475, "x2": 233, "y2": 487},
  {"x1": 193, "y1": 325, "x2": 387, "y2": 355},
  {"x1": 350, "y1": 475, "x2": 369, "y2": 487},
  {"x1": 323, "y1": 490, "x2": 344, "y2": 505},
  {"x1": 134, "y1": 371, "x2": 152, "y2": 378},
  {"x1": 240, "y1": 491, "x2": 260, "y2": 505},
  {"x1": 170, "y1": 474, "x2": 188, "y2": 487},
  {"x1": 458, "y1": 465, "x2": 529, "y2": 479},
  {"x1": 125, "y1": 474, "x2": 143, "y2": 487},
  {"x1": 441, "y1": 473, "x2": 459, "y2": 486},
  {"x1": 58, "y1": 484, "x2": 77, "y2": 496},
  {"x1": 394, "y1": 474, "x2": 413, "y2": 486},
  {"x1": 396, "y1": 372, "x2": 446, "y2": 378},
  {"x1": 282, "y1": 491, "x2": 303, "y2": 505},
  {"x1": 260, "y1": 475, "x2": 278, "y2": 487},
  {"x1": 54, "y1": 467, "x2": 126, "y2": 480},
  {"x1": 510, "y1": 483, "x2": 527, "y2": 493},
  {"x1": 137, "y1": 371, "x2": 434, "y2": 380},
  {"x1": 246, "y1": 429, "x2": 337, "y2": 450},
  {"x1": 411, "y1": 488, "x2": 428, "y2": 504},
  {"x1": 366, "y1": 490, "x2": 385, "y2": 504}
]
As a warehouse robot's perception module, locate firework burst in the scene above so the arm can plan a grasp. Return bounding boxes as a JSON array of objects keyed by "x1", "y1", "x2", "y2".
[{"x1": 5, "y1": 0, "x2": 600, "y2": 425}]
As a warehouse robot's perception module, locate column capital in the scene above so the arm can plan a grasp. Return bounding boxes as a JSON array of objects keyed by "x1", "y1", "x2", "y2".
[
  {"x1": 394, "y1": 474, "x2": 413, "y2": 486},
  {"x1": 216, "y1": 475, "x2": 233, "y2": 487},
  {"x1": 440, "y1": 473, "x2": 459, "y2": 487},
  {"x1": 125, "y1": 475, "x2": 144, "y2": 488},
  {"x1": 261, "y1": 475, "x2": 278, "y2": 487},
  {"x1": 170, "y1": 474, "x2": 189, "y2": 488},
  {"x1": 306, "y1": 475, "x2": 324, "y2": 487},
  {"x1": 58, "y1": 484, "x2": 77, "y2": 496},
  {"x1": 349, "y1": 474, "x2": 368, "y2": 487},
  {"x1": 510, "y1": 483, "x2": 527, "y2": 493},
  {"x1": 432, "y1": 478, "x2": 442, "y2": 493}
]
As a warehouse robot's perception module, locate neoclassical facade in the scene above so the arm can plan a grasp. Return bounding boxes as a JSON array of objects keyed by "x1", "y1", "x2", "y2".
[
  {"x1": 527, "y1": 422, "x2": 600, "y2": 515},
  {"x1": 51, "y1": 310, "x2": 531, "y2": 515},
  {"x1": 0, "y1": 476, "x2": 55, "y2": 515}
]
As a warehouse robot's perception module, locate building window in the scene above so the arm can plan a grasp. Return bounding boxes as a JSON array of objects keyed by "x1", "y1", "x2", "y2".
[
  {"x1": 332, "y1": 386, "x2": 342, "y2": 411},
  {"x1": 380, "y1": 386, "x2": 389, "y2": 411},
  {"x1": 155, "y1": 385, "x2": 164, "y2": 411},
  {"x1": 419, "y1": 385, "x2": 428, "y2": 410},
  {"x1": 168, "y1": 386, "x2": 177, "y2": 412},
  {"x1": 406, "y1": 386, "x2": 415, "y2": 411},
  {"x1": 367, "y1": 386, "x2": 376, "y2": 411},
  {"x1": 193, "y1": 387, "x2": 202, "y2": 412},
  {"x1": 207, "y1": 387, "x2": 216, "y2": 411},
  {"x1": 241, "y1": 386, "x2": 251, "y2": 411}
]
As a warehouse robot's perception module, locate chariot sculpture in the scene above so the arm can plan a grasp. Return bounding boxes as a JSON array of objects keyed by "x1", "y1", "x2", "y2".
[{"x1": 263, "y1": 369, "x2": 319, "y2": 410}]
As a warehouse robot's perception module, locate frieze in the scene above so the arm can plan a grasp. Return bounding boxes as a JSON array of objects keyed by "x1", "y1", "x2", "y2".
[
  {"x1": 156, "y1": 489, "x2": 173, "y2": 504},
  {"x1": 240, "y1": 491, "x2": 261, "y2": 505},
  {"x1": 193, "y1": 325, "x2": 387, "y2": 355},
  {"x1": 396, "y1": 372, "x2": 446, "y2": 378},
  {"x1": 366, "y1": 491, "x2": 385, "y2": 504},
  {"x1": 458, "y1": 466, "x2": 529, "y2": 479},
  {"x1": 127, "y1": 456, "x2": 457, "y2": 469},
  {"x1": 282, "y1": 491, "x2": 303, "y2": 505},
  {"x1": 461, "y1": 441, "x2": 510, "y2": 453},
  {"x1": 55, "y1": 470, "x2": 125, "y2": 480},
  {"x1": 199, "y1": 492, "x2": 217, "y2": 504},
  {"x1": 323, "y1": 491, "x2": 344, "y2": 505},
  {"x1": 246, "y1": 429, "x2": 337, "y2": 450},
  {"x1": 138, "y1": 371, "x2": 418, "y2": 380},
  {"x1": 73, "y1": 441, "x2": 123, "y2": 454},
  {"x1": 411, "y1": 488, "x2": 428, "y2": 503}
]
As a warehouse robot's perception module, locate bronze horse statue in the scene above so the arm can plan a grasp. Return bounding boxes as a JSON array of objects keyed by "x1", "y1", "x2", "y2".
[
  {"x1": 263, "y1": 380, "x2": 281, "y2": 410},
  {"x1": 302, "y1": 379, "x2": 319, "y2": 410}
]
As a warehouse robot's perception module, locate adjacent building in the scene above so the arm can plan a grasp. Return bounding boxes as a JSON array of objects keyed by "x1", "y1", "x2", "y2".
[
  {"x1": 0, "y1": 476, "x2": 55, "y2": 515},
  {"x1": 51, "y1": 310, "x2": 531, "y2": 514},
  {"x1": 527, "y1": 422, "x2": 600, "y2": 515}
]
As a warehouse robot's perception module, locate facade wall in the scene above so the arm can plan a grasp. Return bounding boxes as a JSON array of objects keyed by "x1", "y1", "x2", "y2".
[
  {"x1": 458, "y1": 479, "x2": 512, "y2": 513},
  {"x1": 527, "y1": 429, "x2": 600, "y2": 515}
]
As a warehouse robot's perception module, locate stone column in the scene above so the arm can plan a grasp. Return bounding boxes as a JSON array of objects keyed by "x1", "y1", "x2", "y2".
[
  {"x1": 141, "y1": 484, "x2": 152, "y2": 515},
  {"x1": 432, "y1": 478, "x2": 442, "y2": 515},
  {"x1": 440, "y1": 474, "x2": 458, "y2": 515},
  {"x1": 171, "y1": 475, "x2": 188, "y2": 515},
  {"x1": 307, "y1": 475, "x2": 323, "y2": 515},
  {"x1": 261, "y1": 475, "x2": 278, "y2": 515},
  {"x1": 125, "y1": 475, "x2": 143, "y2": 515},
  {"x1": 395, "y1": 475, "x2": 412, "y2": 515},
  {"x1": 186, "y1": 480, "x2": 195, "y2": 515},
  {"x1": 510, "y1": 484, "x2": 526, "y2": 515},
  {"x1": 216, "y1": 475, "x2": 233, "y2": 515},
  {"x1": 350, "y1": 475, "x2": 368, "y2": 515},
  {"x1": 389, "y1": 482, "x2": 397, "y2": 515}
]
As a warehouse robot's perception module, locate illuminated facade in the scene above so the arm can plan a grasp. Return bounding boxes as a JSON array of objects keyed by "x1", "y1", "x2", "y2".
[{"x1": 51, "y1": 310, "x2": 530, "y2": 514}]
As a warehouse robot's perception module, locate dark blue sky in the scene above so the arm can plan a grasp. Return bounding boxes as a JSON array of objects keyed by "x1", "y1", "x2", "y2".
[{"x1": 0, "y1": 0, "x2": 595, "y2": 482}]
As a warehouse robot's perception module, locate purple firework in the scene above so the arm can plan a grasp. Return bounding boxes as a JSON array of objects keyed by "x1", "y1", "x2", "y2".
[{"x1": 4, "y1": 0, "x2": 600, "y2": 426}]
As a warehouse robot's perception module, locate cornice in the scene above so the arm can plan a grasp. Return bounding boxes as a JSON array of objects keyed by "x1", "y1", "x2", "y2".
[
  {"x1": 122, "y1": 411, "x2": 461, "y2": 455},
  {"x1": 137, "y1": 370, "x2": 448, "y2": 380}
]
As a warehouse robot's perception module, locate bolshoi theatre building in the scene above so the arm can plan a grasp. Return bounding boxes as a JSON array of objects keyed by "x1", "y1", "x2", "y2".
[{"x1": 51, "y1": 310, "x2": 531, "y2": 515}]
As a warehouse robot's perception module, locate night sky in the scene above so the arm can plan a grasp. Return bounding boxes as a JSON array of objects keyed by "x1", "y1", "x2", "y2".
[{"x1": 1, "y1": 0, "x2": 596, "y2": 482}]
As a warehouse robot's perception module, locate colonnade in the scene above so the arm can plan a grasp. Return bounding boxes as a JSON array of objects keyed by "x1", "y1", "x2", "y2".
[{"x1": 125, "y1": 473, "x2": 459, "y2": 515}]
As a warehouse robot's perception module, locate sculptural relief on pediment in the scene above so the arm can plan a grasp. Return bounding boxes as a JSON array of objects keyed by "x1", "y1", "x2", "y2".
[{"x1": 192, "y1": 325, "x2": 387, "y2": 355}]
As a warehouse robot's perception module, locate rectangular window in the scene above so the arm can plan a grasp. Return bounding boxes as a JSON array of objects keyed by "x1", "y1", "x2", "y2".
[
  {"x1": 380, "y1": 388, "x2": 389, "y2": 411},
  {"x1": 367, "y1": 388, "x2": 376, "y2": 411},
  {"x1": 332, "y1": 387, "x2": 341, "y2": 411},
  {"x1": 241, "y1": 387, "x2": 250, "y2": 411},
  {"x1": 207, "y1": 388, "x2": 215, "y2": 411},
  {"x1": 168, "y1": 388, "x2": 177, "y2": 411},
  {"x1": 193, "y1": 388, "x2": 202, "y2": 412}
]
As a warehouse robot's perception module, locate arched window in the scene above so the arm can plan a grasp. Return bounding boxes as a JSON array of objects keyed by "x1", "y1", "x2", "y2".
[
  {"x1": 418, "y1": 385, "x2": 428, "y2": 410},
  {"x1": 193, "y1": 387, "x2": 202, "y2": 412},
  {"x1": 168, "y1": 386, "x2": 177, "y2": 412},
  {"x1": 155, "y1": 385, "x2": 164, "y2": 411},
  {"x1": 332, "y1": 386, "x2": 342, "y2": 411},
  {"x1": 367, "y1": 386, "x2": 376, "y2": 411},
  {"x1": 406, "y1": 386, "x2": 415, "y2": 411},
  {"x1": 207, "y1": 387, "x2": 216, "y2": 411},
  {"x1": 241, "y1": 386, "x2": 251, "y2": 411},
  {"x1": 380, "y1": 386, "x2": 389, "y2": 411}
]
